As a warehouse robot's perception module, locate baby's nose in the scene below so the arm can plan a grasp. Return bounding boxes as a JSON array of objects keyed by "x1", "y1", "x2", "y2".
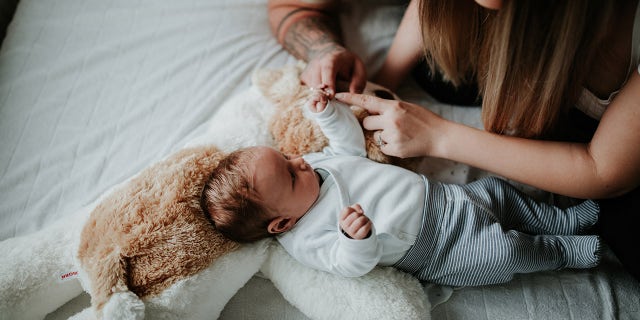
[{"x1": 297, "y1": 158, "x2": 309, "y2": 170}]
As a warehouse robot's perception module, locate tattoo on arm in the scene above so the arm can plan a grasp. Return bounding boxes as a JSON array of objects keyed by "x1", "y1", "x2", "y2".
[{"x1": 283, "y1": 15, "x2": 343, "y2": 61}]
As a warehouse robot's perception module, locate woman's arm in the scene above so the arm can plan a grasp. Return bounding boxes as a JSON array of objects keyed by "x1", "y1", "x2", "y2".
[
  {"x1": 337, "y1": 72, "x2": 640, "y2": 199},
  {"x1": 267, "y1": 0, "x2": 366, "y2": 95},
  {"x1": 441, "y1": 72, "x2": 640, "y2": 199},
  {"x1": 373, "y1": 0, "x2": 423, "y2": 91},
  {"x1": 268, "y1": 0, "x2": 340, "y2": 62}
]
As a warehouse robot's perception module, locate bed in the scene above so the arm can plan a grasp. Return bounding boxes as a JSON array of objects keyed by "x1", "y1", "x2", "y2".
[{"x1": 0, "y1": 0, "x2": 638, "y2": 319}]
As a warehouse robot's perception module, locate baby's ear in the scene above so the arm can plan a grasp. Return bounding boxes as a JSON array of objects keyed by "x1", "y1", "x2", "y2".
[{"x1": 267, "y1": 217, "x2": 295, "y2": 234}]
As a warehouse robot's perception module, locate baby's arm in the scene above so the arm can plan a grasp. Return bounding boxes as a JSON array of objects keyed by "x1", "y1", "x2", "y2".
[
  {"x1": 339, "y1": 204, "x2": 372, "y2": 239},
  {"x1": 330, "y1": 204, "x2": 380, "y2": 276},
  {"x1": 278, "y1": 200, "x2": 380, "y2": 277},
  {"x1": 306, "y1": 89, "x2": 367, "y2": 157}
]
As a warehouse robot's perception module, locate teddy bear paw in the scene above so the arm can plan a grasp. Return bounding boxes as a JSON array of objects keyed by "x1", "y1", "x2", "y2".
[{"x1": 103, "y1": 291, "x2": 145, "y2": 320}]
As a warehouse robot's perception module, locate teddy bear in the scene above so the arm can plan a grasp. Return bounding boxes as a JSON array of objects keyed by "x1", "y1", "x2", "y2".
[
  {"x1": 0, "y1": 145, "x2": 274, "y2": 320},
  {"x1": 0, "y1": 63, "x2": 430, "y2": 320}
]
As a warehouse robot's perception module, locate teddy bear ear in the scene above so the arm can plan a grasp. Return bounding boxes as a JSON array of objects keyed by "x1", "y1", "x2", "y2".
[
  {"x1": 252, "y1": 68, "x2": 284, "y2": 99},
  {"x1": 252, "y1": 63, "x2": 306, "y2": 105}
]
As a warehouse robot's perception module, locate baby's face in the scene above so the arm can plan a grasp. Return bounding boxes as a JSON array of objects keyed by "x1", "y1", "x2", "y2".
[{"x1": 248, "y1": 146, "x2": 320, "y2": 222}]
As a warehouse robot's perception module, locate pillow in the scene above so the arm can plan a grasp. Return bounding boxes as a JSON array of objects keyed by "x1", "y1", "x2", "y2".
[
  {"x1": 261, "y1": 243, "x2": 428, "y2": 320},
  {"x1": 143, "y1": 241, "x2": 270, "y2": 319}
]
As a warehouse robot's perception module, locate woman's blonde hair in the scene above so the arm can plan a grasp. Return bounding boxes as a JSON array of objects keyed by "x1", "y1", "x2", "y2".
[
  {"x1": 201, "y1": 148, "x2": 274, "y2": 243},
  {"x1": 418, "y1": 0, "x2": 618, "y2": 137}
]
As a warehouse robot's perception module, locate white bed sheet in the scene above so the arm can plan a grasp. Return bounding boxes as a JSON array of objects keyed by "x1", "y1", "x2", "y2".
[{"x1": 0, "y1": 0, "x2": 638, "y2": 319}]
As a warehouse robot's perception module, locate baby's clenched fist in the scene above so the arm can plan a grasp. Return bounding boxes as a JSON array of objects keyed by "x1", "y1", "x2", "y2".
[{"x1": 339, "y1": 204, "x2": 372, "y2": 240}]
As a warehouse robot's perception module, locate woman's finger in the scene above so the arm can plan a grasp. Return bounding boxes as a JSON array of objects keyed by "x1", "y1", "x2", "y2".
[
  {"x1": 361, "y1": 114, "x2": 387, "y2": 131},
  {"x1": 321, "y1": 63, "x2": 338, "y2": 96},
  {"x1": 335, "y1": 92, "x2": 388, "y2": 114},
  {"x1": 349, "y1": 61, "x2": 367, "y2": 94},
  {"x1": 301, "y1": 61, "x2": 326, "y2": 90},
  {"x1": 373, "y1": 130, "x2": 388, "y2": 148}
]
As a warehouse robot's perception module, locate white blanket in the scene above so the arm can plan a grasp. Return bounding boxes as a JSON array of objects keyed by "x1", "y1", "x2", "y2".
[{"x1": 0, "y1": 0, "x2": 638, "y2": 319}]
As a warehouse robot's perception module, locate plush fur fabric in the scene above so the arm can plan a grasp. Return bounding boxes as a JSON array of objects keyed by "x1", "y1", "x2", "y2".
[{"x1": 77, "y1": 145, "x2": 238, "y2": 315}]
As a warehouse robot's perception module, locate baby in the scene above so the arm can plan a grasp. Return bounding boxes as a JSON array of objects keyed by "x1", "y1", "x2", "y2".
[{"x1": 201, "y1": 90, "x2": 601, "y2": 286}]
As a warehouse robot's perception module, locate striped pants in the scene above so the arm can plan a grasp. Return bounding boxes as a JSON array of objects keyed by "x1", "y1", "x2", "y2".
[{"x1": 393, "y1": 177, "x2": 601, "y2": 286}]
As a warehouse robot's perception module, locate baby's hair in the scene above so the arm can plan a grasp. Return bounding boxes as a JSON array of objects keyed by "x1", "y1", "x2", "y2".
[{"x1": 201, "y1": 148, "x2": 274, "y2": 243}]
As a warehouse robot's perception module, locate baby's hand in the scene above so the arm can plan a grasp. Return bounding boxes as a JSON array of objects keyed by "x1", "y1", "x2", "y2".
[
  {"x1": 339, "y1": 204, "x2": 372, "y2": 240},
  {"x1": 306, "y1": 86, "x2": 330, "y2": 113}
]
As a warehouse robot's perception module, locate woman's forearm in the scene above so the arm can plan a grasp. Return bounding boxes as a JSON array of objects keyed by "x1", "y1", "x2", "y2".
[
  {"x1": 436, "y1": 72, "x2": 640, "y2": 199},
  {"x1": 373, "y1": 0, "x2": 423, "y2": 90},
  {"x1": 267, "y1": 0, "x2": 342, "y2": 61},
  {"x1": 338, "y1": 91, "x2": 638, "y2": 198},
  {"x1": 438, "y1": 119, "x2": 637, "y2": 199}
]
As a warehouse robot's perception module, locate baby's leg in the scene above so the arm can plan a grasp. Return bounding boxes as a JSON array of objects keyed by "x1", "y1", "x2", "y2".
[
  {"x1": 462, "y1": 177, "x2": 599, "y2": 235},
  {"x1": 427, "y1": 230, "x2": 601, "y2": 286}
]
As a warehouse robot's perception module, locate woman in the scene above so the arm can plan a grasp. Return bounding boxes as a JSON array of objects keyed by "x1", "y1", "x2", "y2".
[{"x1": 267, "y1": 0, "x2": 640, "y2": 281}]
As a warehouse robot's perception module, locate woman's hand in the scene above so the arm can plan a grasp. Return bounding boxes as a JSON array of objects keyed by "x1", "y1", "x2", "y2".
[
  {"x1": 267, "y1": 0, "x2": 366, "y2": 97},
  {"x1": 336, "y1": 92, "x2": 446, "y2": 158},
  {"x1": 302, "y1": 45, "x2": 367, "y2": 97},
  {"x1": 339, "y1": 204, "x2": 372, "y2": 240}
]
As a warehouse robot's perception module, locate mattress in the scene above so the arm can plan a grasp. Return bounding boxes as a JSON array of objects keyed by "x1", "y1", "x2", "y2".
[{"x1": 0, "y1": 0, "x2": 638, "y2": 319}]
